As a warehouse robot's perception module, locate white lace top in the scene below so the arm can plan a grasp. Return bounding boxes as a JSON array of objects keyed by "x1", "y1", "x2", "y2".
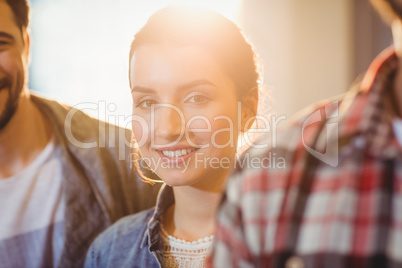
[{"x1": 160, "y1": 225, "x2": 214, "y2": 268}]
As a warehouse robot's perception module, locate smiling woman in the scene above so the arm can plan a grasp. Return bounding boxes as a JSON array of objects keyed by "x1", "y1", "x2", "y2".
[
  {"x1": 130, "y1": 45, "x2": 241, "y2": 188},
  {"x1": 85, "y1": 5, "x2": 259, "y2": 268}
]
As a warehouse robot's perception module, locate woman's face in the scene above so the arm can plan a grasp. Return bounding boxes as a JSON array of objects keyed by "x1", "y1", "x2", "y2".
[{"x1": 130, "y1": 44, "x2": 240, "y2": 190}]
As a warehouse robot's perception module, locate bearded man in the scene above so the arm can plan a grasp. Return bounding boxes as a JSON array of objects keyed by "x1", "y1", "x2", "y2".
[{"x1": 0, "y1": 0, "x2": 159, "y2": 267}]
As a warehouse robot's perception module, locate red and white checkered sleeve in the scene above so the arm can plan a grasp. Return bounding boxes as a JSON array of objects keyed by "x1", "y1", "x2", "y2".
[{"x1": 208, "y1": 172, "x2": 254, "y2": 268}]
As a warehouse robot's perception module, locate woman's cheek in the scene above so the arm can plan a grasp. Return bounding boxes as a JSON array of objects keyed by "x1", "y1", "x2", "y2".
[
  {"x1": 131, "y1": 115, "x2": 151, "y2": 148},
  {"x1": 209, "y1": 103, "x2": 239, "y2": 149},
  {"x1": 195, "y1": 111, "x2": 238, "y2": 149},
  {"x1": 210, "y1": 117, "x2": 236, "y2": 148}
]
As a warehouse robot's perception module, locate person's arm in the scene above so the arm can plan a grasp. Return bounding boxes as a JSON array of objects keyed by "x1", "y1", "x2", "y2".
[{"x1": 209, "y1": 173, "x2": 254, "y2": 268}]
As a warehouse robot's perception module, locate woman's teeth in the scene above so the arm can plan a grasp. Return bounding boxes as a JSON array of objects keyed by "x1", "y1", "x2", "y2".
[{"x1": 162, "y1": 148, "x2": 196, "y2": 158}]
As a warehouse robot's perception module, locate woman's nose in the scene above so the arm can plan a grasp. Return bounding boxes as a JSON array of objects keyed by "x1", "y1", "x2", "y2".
[{"x1": 153, "y1": 104, "x2": 185, "y2": 141}]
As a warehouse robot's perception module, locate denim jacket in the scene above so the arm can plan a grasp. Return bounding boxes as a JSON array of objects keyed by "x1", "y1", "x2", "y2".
[{"x1": 85, "y1": 184, "x2": 174, "y2": 268}]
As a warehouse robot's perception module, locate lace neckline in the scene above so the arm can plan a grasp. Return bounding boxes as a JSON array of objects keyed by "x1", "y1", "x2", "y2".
[
  {"x1": 160, "y1": 224, "x2": 214, "y2": 268},
  {"x1": 160, "y1": 224, "x2": 214, "y2": 247}
]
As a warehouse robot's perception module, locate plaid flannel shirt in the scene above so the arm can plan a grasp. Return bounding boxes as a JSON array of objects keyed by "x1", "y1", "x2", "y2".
[{"x1": 209, "y1": 48, "x2": 402, "y2": 268}]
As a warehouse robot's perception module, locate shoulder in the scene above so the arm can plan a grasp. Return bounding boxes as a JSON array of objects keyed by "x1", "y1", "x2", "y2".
[
  {"x1": 96, "y1": 208, "x2": 155, "y2": 243},
  {"x1": 85, "y1": 208, "x2": 155, "y2": 267},
  {"x1": 280, "y1": 96, "x2": 342, "y2": 149},
  {"x1": 232, "y1": 94, "x2": 347, "y2": 198},
  {"x1": 249, "y1": 94, "x2": 344, "y2": 161},
  {"x1": 30, "y1": 93, "x2": 132, "y2": 144}
]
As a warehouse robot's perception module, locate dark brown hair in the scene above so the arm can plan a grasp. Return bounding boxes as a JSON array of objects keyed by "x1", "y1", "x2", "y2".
[{"x1": 5, "y1": 0, "x2": 30, "y2": 32}]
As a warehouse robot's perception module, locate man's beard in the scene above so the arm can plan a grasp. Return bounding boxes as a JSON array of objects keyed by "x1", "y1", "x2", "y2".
[{"x1": 0, "y1": 77, "x2": 23, "y2": 130}]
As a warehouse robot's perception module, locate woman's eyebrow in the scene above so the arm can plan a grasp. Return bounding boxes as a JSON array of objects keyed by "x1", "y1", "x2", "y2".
[
  {"x1": 177, "y1": 79, "x2": 216, "y2": 91},
  {"x1": 131, "y1": 86, "x2": 155, "y2": 94},
  {"x1": 131, "y1": 80, "x2": 216, "y2": 93}
]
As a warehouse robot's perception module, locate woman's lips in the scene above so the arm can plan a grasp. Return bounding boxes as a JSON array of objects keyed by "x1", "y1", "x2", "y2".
[
  {"x1": 155, "y1": 146, "x2": 200, "y2": 164},
  {"x1": 161, "y1": 147, "x2": 196, "y2": 158}
]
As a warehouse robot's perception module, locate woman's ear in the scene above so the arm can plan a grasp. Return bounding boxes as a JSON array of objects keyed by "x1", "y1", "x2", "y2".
[{"x1": 240, "y1": 87, "x2": 258, "y2": 132}]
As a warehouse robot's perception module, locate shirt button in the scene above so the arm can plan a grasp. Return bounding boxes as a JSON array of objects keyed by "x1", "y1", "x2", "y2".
[{"x1": 285, "y1": 256, "x2": 305, "y2": 268}]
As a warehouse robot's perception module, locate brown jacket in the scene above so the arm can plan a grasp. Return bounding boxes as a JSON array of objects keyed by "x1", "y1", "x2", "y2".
[{"x1": 31, "y1": 94, "x2": 161, "y2": 267}]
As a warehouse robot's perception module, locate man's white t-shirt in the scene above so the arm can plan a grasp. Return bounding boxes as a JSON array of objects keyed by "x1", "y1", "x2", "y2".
[
  {"x1": 393, "y1": 118, "x2": 402, "y2": 146},
  {"x1": 0, "y1": 137, "x2": 65, "y2": 268}
]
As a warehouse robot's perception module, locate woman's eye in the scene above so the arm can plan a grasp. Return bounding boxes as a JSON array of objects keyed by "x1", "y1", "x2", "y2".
[
  {"x1": 187, "y1": 94, "x2": 208, "y2": 104},
  {"x1": 137, "y1": 99, "x2": 157, "y2": 108}
]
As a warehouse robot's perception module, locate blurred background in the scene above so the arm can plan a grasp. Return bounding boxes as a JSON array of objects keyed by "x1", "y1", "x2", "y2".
[{"x1": 28, "y1": 0, "x2": 392, "y2": 128}]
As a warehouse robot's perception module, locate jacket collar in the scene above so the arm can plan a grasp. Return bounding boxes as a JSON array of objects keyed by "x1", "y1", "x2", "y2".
[{"x1": 140, "y1": 184, "x2": 174, "y2": 249}]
